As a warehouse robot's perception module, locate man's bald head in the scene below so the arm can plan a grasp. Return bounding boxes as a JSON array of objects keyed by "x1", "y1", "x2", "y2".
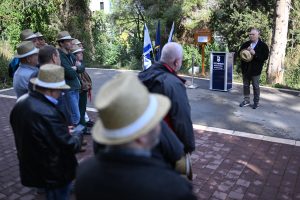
[{"x1": 160, "y1": 42, "x2": 183, "y2": 72}]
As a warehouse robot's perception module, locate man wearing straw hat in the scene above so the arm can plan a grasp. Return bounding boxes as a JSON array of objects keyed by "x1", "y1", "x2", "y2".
[
  {"x1": 13, "y1": 41, "x2": 39, "y2": 98},
  {"x1": 238, "y1": 28, "x2": 269, "y2": 109},
  {"x1": 75, "y1": 73, "x2": 196, "y2": 200},
  {"x1": 57, "y1": 31, "x2": 81, "y2": 126},
  {"x1": 10, "y1": 64, "x2": 83, "y2": 200}
]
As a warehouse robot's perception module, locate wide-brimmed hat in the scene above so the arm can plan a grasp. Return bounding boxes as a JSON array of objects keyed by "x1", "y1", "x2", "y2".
[
  {"x1": 92, "y1": 73, "x2": 171, "y2": 145},
  {"x1": 14, "y1": 41, "x2": 39, "y2": 58},
  {"x1": 71, "y1": 45, "x2": 84, "y2": 54},
  {"x1": 20, "y1": 29, "x2": 38, "y2": 41},
  {"x1": 30, "y1": 64, "x2": 70, "y2": 90},
  {"x1": 72, "y1": 39, "x2": 82, "y2": 45},
  {"x1": 57, "y1": 31, "x2": 74, "y2": 41},
  {"x1": 35, "y1": 32, "x2": 44, "y2": 38},
  {"x1": 240, "y1": 49, "x2": 253, "y2": 62}
]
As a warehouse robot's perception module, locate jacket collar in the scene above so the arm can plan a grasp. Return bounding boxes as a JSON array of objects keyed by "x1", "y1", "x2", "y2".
[{"x1": 159, "y1": 62, "x2": 186, "y2": 84}]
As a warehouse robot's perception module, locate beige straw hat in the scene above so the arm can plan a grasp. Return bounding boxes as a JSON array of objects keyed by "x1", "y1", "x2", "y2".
[
  {"x1": 92, "y1": 73, "x2": 171, "y2": 145},
  {"x1": 57, "y1": 31, "x2": 74, "y2": 41},
  {"x1": 20, "y1": 29, "x2": 38, "y2": 41},
  {"x1": 240, "y1": 49, "x2": 253, "y2": 62},
  {"x1": 72, "y1": 39, "x2": 82, "y2": 45},
  {"x1": 14, "y1": 41, "x2": 39, "y2": 58},
  {"x1": 30, "y1": 64, "x2": 70, "y2": 90},
  {"x1": 71, "y1": 45, "x2": 84, "y2": 54}
]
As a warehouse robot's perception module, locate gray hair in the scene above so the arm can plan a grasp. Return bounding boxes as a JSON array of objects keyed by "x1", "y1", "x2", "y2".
[{"x1": 160, "y1": 42, "x2": 183, "y2": 64}]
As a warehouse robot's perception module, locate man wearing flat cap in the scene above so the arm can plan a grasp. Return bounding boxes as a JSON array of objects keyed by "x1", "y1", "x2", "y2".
[
  {"x1": 75, "y1": 73, "x2": 196, "y2": 200},
  {"x1": 10, "y1": 64, "x2": 83, "y2": 200},
  {"x1": 238, "y1": 28, "x2": 269, "y2": 109},
  {"x1": 13, "y1": 41, "x2": 39, "y2": 98}
]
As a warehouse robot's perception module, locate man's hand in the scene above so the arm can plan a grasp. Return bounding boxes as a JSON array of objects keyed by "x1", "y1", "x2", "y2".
[{"x1": 247, "y1": 46, "x2": 255, "y2": 55}]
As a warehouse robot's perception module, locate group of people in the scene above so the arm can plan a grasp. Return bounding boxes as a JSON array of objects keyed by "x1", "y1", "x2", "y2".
[
  {"x1": 9, "y1": 29, "x2": 197, "y2": 200},
  {"x1": 9, "y1": 27, "x2": 269, "y2": 200}
]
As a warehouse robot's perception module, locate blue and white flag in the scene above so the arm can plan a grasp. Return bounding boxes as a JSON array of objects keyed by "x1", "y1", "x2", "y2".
[
  {"x1": 143, "y1": 24, "x2": 153, "y2": 70},
  {"x1": 167, "y1": 22, "x2": 175, "y2": 43},
  {"x1": 154, "y1": 20, "x2": 161, "y2": 62}
]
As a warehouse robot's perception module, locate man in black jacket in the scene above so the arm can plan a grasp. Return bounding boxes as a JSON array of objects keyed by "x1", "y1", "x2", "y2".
[
  {"x1": 75, "y1": 73, "x2": 196, "y2": 200},
  {"x1": 138, "y1": 42, "x2": 195, "y2": 153},
  {"x1": 239, "y1": 28, "x2": 269, "y2": 109},
  {"x1": 10, "y1": 64, "x2": 83, "y2": 200}
]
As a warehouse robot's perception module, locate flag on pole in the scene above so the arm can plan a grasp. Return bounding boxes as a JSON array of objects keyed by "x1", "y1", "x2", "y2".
[
  {"x1": 154, "y1": 20, "x2": 161, "y2": 62},
  {"x1": 143, "y1": 24, "x2": 153, "y2": 70},
  {"x1": 167, "y1": 22, "x2": 175, "y2": 43}
]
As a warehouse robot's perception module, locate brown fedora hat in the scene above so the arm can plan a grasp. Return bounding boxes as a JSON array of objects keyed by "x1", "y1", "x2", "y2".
[
  {"x1": 30, "y1": 64, "x2": 70, "y2": 90},
  {"x1": 240, "y1": 49, "x2": 253, "y2": 62},
  {"x1": 92, "y1": 73, "x2": 171, "y2": 145},
  {"x1": 57, "y1": 31, "x2": 74, "y2": 41},
  {"x1": 20, "y1": 29, "x2": 38, "y2": 41},
  {"x1": 14, "y1": 41, "x2": 39, "y2": 58}
]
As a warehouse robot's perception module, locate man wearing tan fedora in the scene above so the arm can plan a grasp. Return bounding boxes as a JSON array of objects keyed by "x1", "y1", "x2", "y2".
[
  {"x1": 9, "y1": 29, "x2": 40, "y2": 78},
  {"x1": 10, "y1": 64, "x2": 83, "y2": 200},
  {"x1": 238, "y1": 28, "x2": 269, "y2": 109},
  {"x1": 139, "y1": 42, "x2": 195, "y2": 154},
  {"x1": 13, "y1": 41, "x2": 39, "y2": 98},
  {"x1": 75, "y1": 73, "x2": 196, "y2": 200},
  {"x1": 57, "y1": 31, "x2": 81, "y2": 127}
]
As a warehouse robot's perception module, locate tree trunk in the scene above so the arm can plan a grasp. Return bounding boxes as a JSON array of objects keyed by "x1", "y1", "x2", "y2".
[{"x1": 267, "y1": 0, "x2": 291, "y2": 84}]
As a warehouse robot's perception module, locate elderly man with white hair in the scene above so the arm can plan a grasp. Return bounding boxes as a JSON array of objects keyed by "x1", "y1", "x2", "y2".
[{"x1": 139, "y1": 42, "x2": 195, "y2": 154}]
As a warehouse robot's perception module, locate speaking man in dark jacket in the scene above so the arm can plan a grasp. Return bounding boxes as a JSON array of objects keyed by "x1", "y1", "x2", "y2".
[
  {"x1": 238, "y1": 28, "x2": 269, "y2": 109},
  {"x1": 10, "y1": 64, "x2": 83, "y2": 200},
  {"x1": 75, "y1": 73, "x2": 196, "y2": 200},
  {"x1": 138, "y1": 42, "x2": 195, "y2": 153}
]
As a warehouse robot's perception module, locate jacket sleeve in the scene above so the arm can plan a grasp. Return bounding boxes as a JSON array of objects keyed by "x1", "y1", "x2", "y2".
[
  {"x1": 163, "y1": 79, "x2": 195, "y2": 153},
  {"x1": 60, "y1": 54, "x2": 80, "y2": 80},
  {"x1": 254, "y1": 41, "x2": 269, "y2": 62},
  {"x1": 42, "y1": 111, "x2": 82, "y2": 153}
]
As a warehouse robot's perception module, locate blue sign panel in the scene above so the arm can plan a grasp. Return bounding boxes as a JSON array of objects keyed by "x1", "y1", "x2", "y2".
[{"x1": 212, "y1": 53, "x2": 226, "y2": 90}]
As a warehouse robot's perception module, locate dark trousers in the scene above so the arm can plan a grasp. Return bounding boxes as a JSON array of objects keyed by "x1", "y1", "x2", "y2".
[
  {"x1": 243, "y1": 74, "x2": 260, "y2": 103},
  {"x1": 79, "y1": 91, "x2": 87, "y2": 127}
]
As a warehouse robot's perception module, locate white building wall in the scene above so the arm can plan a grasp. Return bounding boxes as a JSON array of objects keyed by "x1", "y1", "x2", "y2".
[{"x1": 89, "y1": 0, "x2": 111, "y2": 13}]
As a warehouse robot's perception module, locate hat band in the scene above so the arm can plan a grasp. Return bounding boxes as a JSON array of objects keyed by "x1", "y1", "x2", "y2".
[
  {"x1": 72, "y1": 48, "x2": 84, "y2": 54},
  {"x1": 25, "y1": 34, "x2": 38, "y2": 40},
  {"x1": 36, "y1": 79, "x2": 66, "y2": 88},
  {"x1": 59, "y1": 36, "x2": 73, "y2": 40},
  {"x1": 103, "y1": 96, "x2": 158, "y2": 139}
]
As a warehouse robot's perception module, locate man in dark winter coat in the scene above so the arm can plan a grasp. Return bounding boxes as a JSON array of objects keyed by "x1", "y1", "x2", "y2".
[
  {"x1": 75, "y1": 73, "x2": 196, "y2": 200},
  {"x1": 238, "y1": 28, "x2": 269, "y2": 109},
  {"x1": 10, "y1": 64, "x2": 83, "y2": 200},
  {"x1": 138, "y1": 42, "x2": 195, "y2": 153}
]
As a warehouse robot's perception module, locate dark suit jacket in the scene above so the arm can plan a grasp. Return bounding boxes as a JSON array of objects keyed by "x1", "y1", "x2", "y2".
[
  {"x1": 239, "y1": 39, "x2": 269, "y2": 77},
  {"x1": 75, "y1": 151, "x2": 196, "y2": 200}
]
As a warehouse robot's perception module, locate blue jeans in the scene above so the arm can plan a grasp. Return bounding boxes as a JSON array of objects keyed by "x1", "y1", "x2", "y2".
[
  {"x1": 45, "y1": 182, "x2": 72, "y2": 200},
  {"x1": 64, "y1": 90, "x2": 80, "y2": 125}
]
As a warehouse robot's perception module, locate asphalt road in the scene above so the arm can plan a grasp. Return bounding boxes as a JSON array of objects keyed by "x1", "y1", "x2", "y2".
[{"x1": 1, "y1": 68, "x2": 299, "y2": 140}]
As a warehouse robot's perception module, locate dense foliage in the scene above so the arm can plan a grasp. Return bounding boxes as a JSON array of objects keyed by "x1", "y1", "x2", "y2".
[{"x1": 0, "y1": 0, "x2": 299, "y2": 89}]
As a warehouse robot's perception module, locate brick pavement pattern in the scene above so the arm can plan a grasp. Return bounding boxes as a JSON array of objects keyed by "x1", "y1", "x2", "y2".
[{"x1": 1, "y1": 96, "x2": 300, "y2": 200}]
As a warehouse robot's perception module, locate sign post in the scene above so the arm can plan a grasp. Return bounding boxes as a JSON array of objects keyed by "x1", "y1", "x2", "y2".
[
  {"x1": 209, "y1": 52, "x2": 233, "y2": 91},
  {"x1": 194, "y1": 29, "x2": 212, "y2": 77}
]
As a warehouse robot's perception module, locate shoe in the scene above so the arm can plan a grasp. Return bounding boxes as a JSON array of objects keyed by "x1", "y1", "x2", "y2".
[
  {"x1": 252, "y1": 103, "x2": 259, "y2": 109},
  {"x1": 239, "y1": 100, "x2": 250, "y2": 107},
  {"x1": 86, "y1": 120, "x2": 94, "y2": 128}
]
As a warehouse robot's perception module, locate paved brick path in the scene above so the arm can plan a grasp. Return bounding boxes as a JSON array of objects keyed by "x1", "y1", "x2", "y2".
[{"x1": 1, "y1": 96, "x2": 300, "y2": 199}]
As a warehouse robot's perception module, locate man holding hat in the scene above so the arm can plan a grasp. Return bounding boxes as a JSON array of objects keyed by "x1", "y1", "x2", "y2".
[
  {"x1": 238, "y1": 28, "x2": 269, "y2": 109},
  {"x1": 57, "y1": 31, "x2": 81, "y2": 126},
  {"x1": 10, "y1": 64, "x2": 83, "y2": 200},
  {"x1": 75, "y1": 73, "x2": 196, "y2": 200},
  {"x1": 13, "y1": 41, "x2": 39, "y2": 98}
]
